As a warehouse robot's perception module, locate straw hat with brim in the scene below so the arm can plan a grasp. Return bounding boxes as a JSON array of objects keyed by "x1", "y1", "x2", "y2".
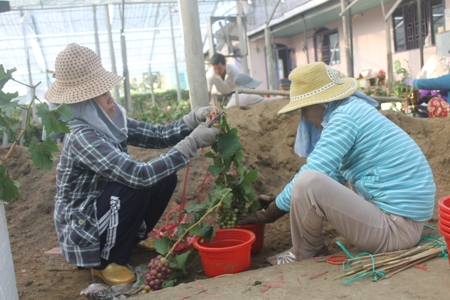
[
  {"x1": 45, "y1": 43, "x2": 124, "y2": 104},
  {"x1": 234, "y1": 73, "x2": 262, "y2": 89},
  {"x1": 278, "y1": 62, "x2": 358, "y2": 114}
]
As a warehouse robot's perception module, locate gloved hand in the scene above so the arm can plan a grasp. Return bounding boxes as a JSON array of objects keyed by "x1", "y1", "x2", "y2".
[
  {"x1": 402, "y1": 78, "x2": 415, "y2": 87},
  {"x1": 257, "y1": 194, "x2": 276, "y2": 210},
  {"x1": 174, "y1": 124, "x2": 220, "y2": 158},
  {"x1": 237, "y1": 199, "x2": 286, "y2": 225},
  {"x1": 183, "y1": 106, "x2": 217, "y2": 130}
]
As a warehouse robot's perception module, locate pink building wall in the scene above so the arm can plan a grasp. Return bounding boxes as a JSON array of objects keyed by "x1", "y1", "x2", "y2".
[{"x1": 247, "y1": 1, "x2": 448, "y2": 88}]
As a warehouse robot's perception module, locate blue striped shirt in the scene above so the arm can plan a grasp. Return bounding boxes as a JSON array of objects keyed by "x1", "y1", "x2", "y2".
[{"x1": 276, "y1": 100, "x2": 436, "y2": 222}]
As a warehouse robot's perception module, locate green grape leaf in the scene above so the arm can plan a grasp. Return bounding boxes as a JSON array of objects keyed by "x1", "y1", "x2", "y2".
[
  {"x1": 207, "y1": 158, "x2": 225, "y2": 175},
  {"x1": 200, "y1": 224, "x2": 215, "y2": 242},
  {"x1": 0, "y1": 91, "x2": 19, "y2": 109},
  {"x1": 162, "y1": 279, "x2": 175, "y2": 288},
  {"x1": 188, "y1": 224, "x2": 204, "y2": 236},
  {"x1": 240, "y1": 178, "x2": 254, "y2": 195},
  {"x1": 28, "y1": 139, "x2": 59, "y2": 170},
  {"x1": 55, "y1": 103, "x2": 74, "y2": 121},
  {"x1": 217, "y1": 128, "x2": 241, "y2": 158},
  {"x1": 37, "y1": 103, "x2": 73, "y2": 135},
  {"x1": 0, "y1": 65, "x2": 16, "y2": 90},
  {"x1": 184, "y1": 202, "x2": 209, "y2": 213},
  {"x1": 236, "y1": 164, "x2": 245, "y2": 182},
  {"x1": 0, "y1": 114, "x2": 20, "y2": 130},
  {"x1": 154, "y1": 236, "x2": 171, "y2": 256},
  {"x1": 245, "y1": 169, "x2": 258, "y2": 181},
  {"x1": 221, "y1": 192, "x2": 233, "y2": 208},
  {"x1": 204, "y1": 150, "x2": 215, "y2": 159},
  {"x1": 0, "y1": 164, "x2": 21, "y2": 202},
  {"x1": 233, "y1": 150, "x2": 244, "y2": 163},
  {"x1": 175, "y1": 223, "x2": 191, "y2": 239},
  {"x1": 172, "y1": 249, "x2": 197, "y2": 276}
]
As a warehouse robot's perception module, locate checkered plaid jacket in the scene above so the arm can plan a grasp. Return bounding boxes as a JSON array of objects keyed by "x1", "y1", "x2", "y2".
[{"x1": 54, "y1": 117, "x2": 190, "y2": 267}]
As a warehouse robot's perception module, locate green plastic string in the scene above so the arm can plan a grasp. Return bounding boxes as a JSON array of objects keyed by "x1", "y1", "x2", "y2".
[
  {"x1": 424, "y1": 223, "x2": 436, "y2": 230},
  {"x1": 342, "y1": 252, "x2": 386, "y2": 284},
  {"x1": 417, "y1": 235, "x2": 448, "y2": 260},
  {"x1": 335, "y1": 241, "x2": 354, "y2": 259},
  {"x1": 417, "y1": 232, "x2": 444, "y2": 245}
]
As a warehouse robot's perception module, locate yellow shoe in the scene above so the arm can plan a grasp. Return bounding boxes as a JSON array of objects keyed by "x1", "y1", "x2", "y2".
[
  {"x1": 133, "y1": 238, "x2": 155, "y2": 252},
  {"x1": 91, "y1": 263, "x2": 136, "y2": 285}
]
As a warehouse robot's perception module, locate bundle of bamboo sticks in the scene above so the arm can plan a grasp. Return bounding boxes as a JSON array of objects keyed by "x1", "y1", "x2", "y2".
[{"x1": 335, "y1": 237, "x2": 448, "y2": 283}]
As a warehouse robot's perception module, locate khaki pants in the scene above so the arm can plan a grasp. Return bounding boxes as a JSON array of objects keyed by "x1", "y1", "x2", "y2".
[{"x1": 290, "y1": 170, "x2": 424, "y2": 260}]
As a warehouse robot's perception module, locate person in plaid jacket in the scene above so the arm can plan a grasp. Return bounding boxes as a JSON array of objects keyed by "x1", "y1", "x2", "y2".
[{"x1": 45, "y1": 43, "x2": 219, "y2": 285}]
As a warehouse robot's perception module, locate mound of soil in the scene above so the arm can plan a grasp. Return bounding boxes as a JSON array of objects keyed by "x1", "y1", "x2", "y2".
[{"x1": 3, "y1": 99, "x2": 450, "y2": 299}]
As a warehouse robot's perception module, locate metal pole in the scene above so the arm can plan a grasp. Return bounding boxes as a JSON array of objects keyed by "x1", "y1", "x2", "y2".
[
  {"x1": 120, "y1": 0, "x2": 132, "y2": 112},
  {"x1": 385, "y1": 21, "x2": 394, "y2": 95},
  {"x1": 265, "y1": 26, "x2": 276, "y2": 90},
  {"x1": 235, "y1": 88, "x2": 240, "y2": 107},
  {"x1": 265, "y1": 0, "x2": 282, "y2": 90},
  {"x1": 104, "y1": 5, "x2": 121, "y2": 105},
  {"x1": 93, "y1": 5, "x2": 101, "y2": 59},
  {"x1": 417, "y1": 0, "x2": 424, "y2": 68},
  {"x1": 21, "y1": 10, "x2": 37, "y2": 122},
  {"x1": 169, "y1": 3, "x2": 182, "y2": 102},
  {"x1": 381, "y1": 0, "x2": 402, "y2": 95},
  {"x1": 148, "y1": 3, "x2": 160, "y2": 107},
  {"x1": 339, "y1": 0, "x2": 360, "y2": 16},
  {"x1": 236, "y1": 87, "x2": 289, "y2": 96},
  {"x1": 178, "y1": 0, "x2": 209, "y2": 109},
  {"x1": 303, "y1": 15, "x2": 309, "y2": 64},
  {"x1": 340, "y1": 0, "x2": 353, "y2": 77},
  {"x1": 236, "y1": 0, "x2": 249, "y2": 74}
]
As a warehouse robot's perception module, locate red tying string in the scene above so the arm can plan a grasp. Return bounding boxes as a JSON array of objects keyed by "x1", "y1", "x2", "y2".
[
  {"x1": 178, "y1": 163, "x2": 190, "y2": 223},
  {"x1": 149, "y1": 149, "x2": 217, "y2": 254}
]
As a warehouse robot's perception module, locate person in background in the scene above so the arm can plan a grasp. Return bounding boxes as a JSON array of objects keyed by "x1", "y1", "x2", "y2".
[
  {"x1": 206, "y1": 52, "x2": 240, "y2": 104},
  {"x1": 239, "y1": 62, "x2": 436, "y2": 266},
  {"x1": 45, "y1": 43, "x2": 220, "y2": 285},
  {"x1": 403, "y1": 75, "x2": 450, "y2": 118},
  {"x1": 403, "y1": 75, "x2": 449, "y2": 101},
  {"x1": 225, "y1": 73, "x2": 286, "y2": 109}
]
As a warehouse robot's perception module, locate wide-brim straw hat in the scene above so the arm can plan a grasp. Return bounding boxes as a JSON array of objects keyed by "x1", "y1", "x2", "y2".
[
  {"x1": 234, "y1": 73, "x2": 262, "y2": 89},
  {"x1": 45, "y1": 43, "x2": 124, "y2": 104},
  {"x1": 278, "y1": 62, "x2": 358, "y2": 114}
]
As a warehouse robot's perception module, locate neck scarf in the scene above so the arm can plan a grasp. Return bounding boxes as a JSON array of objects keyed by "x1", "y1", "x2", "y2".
[
  {"x1": 68, "y1": 99, "x2": 128, "y2": 145},
  {"x1": 294, "y1": 91, "x2": 378, "y2": 157}
]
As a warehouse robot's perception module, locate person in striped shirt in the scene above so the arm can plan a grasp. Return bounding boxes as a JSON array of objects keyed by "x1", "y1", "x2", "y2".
[
  {"x1": 45, "y1": 44, "x2": 220, "y2": 285},
  {"x1": 238, "y1": 62, "x2": 436, "y2": 266}
]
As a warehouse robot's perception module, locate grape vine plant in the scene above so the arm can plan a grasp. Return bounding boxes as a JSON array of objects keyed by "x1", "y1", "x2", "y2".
[
  {"x1": 0, "y1": 65, "x2": 73, "y2": 202},
  {"x1": 144, "y1": 113, "x2": 261, "y2": 293}
]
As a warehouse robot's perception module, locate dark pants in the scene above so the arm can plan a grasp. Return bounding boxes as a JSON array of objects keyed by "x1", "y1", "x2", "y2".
[{"x1": 96, "y1": 173, "x2": 177, "y2": 268}]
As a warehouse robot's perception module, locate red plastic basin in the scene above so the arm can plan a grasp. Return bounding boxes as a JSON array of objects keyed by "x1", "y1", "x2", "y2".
[
  {"x1": 193, "y1": 229, "x2": 255, "y2": 278},
  {"x1": 439, "y1": 216, "x2": 450, "y2": 228},
  {"x1": 235, "y1": 223, "x2": 265, "y2": 255},
  {"x1": 438, "y1": 220, "x2": 450, "y2": 238},
  {"x1": 438, "y1": 196, "x2": 450, "y2": 215}
]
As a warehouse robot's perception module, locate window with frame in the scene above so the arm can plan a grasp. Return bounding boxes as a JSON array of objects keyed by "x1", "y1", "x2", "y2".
[
  {"x1": 393, "y1": 0, "x2": 444, "y2": 52},
  {"x1": 314, "y1": 28, "x2": 340, "y2": 65}
]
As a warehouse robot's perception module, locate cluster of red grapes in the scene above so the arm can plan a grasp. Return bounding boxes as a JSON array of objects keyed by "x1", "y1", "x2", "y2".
[
  {"x1": 218, "y1": 206, "x2": 239, "y2": 228},
  {"x1": 141, "y1": 255, "x2": 170, "y2": 293}
]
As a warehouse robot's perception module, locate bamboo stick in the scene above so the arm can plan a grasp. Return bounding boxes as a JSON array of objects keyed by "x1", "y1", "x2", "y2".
[{"x1": 335, "y1": 241, "x2": 446, "y2": 281}]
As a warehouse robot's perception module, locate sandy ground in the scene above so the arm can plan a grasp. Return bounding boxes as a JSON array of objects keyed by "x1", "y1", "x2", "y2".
[
  {"x1": 3, "y1": 99, "x2": 450, "y2": 300},
  {"x1": 134, "y1": 254, "x2": 450, "y2": 300}
]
